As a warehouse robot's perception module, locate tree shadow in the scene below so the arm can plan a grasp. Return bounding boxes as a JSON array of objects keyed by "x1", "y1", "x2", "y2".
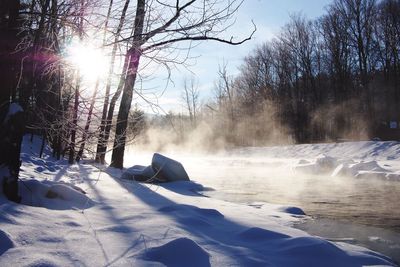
[
  {"x1": 105, "y1": 168, "x2": 283, "y2": 266},
  {"x1": 76, "y1": 164, "x2": 150, "y2": 266},
  {"x1": 103, "y1": 167, "x2": 396, "y2": 267}
]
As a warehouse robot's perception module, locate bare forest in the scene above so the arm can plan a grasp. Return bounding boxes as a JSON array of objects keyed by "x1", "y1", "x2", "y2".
[
  {"x1": 1, "y1": 0, "x2": 399, "y2": 173},
  {"x1": 147, "y1": 0, "x2": 400, "y2": 151}
]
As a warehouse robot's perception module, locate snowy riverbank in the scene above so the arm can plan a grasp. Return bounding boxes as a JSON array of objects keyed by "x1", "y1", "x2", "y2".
[{"x1": 0, "y1": 136, "x2": 398, "y2": 266}]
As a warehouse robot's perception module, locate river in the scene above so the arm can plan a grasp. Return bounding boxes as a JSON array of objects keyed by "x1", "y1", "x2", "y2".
[{"x1": 123, "y1": 150, "x2": 400, "y2": 264}]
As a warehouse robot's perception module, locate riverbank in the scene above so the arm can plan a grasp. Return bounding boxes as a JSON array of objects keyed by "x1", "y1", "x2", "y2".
[{"x1": 0, "y1": 136, "x2": 396, "y2": 266}]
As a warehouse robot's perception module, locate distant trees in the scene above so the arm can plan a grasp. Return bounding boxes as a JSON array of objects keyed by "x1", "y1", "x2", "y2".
[
  {"x1": 182, "y1": 76, "x2": 200, "y2": 127},
  {"x1": 109, "y1": 0, "x2": 400, "y2": 149},
  {"x1": 203, "y1": 0, "x2": 400, "y2": 145}
]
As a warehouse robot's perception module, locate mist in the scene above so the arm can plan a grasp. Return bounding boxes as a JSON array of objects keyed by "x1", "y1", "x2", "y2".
[{"x1": 123, "y1": 143, "x2": 400, "y2": 264}]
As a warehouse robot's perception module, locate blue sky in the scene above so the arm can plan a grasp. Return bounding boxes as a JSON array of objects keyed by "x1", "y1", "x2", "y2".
[{"x1": 139, "y1": 0, "x2": 334, "y2": 114}]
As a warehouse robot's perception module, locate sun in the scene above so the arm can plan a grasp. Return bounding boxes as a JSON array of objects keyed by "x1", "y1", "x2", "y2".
[{"x1": 65, "y1": 40, "x2": 109, "y2": 82}]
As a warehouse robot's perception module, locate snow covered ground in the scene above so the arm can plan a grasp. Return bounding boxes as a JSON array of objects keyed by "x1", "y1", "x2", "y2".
[{"x1": 0, "y1": 136, "x2": 399, "y2": 266}]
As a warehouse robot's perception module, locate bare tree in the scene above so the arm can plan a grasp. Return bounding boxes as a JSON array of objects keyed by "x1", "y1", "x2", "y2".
[
  {"x1": 182, "y1": 76, "x2": 199, "y2": 127},
  {"x1": 332, "y1": 0, "x2": 378, "y2": 119},
  {"x1": 109, "y1": 0, "x2": 255, "y2": 168},
  {"x1": 95, "y1": 0, "x2": 131, "y2": 164}
]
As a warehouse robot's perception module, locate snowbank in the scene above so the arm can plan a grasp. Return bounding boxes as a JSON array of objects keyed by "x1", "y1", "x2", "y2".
[
  {"x1": 295, "y1": 154, "x2": 400, "y2": 181},
  {"x1": 234, "y1": 140, "x2": 400, "y2": 160},
  {"x1": 18, "y1": 179, "x2": 93, "y2": 210}
]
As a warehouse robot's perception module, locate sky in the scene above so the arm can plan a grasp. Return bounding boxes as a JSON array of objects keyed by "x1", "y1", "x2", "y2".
[{"x1": 137, "y1": 0, "x2": 334, "y2": 114}]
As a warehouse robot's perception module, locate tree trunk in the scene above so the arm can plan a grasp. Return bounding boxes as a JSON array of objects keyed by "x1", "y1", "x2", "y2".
[
  {"x1": 68, "y1": 74, "x2": 80, "y2": 164},
  {"x1": 110, "y1": 0, "x2": 145, "y2": 169},
  {"x1": 76, "y1": 81, "x2": 99, "y2": 162},
  {"x1": 96, "y1": 54, "x2": 129, "y2": 164},
  {"x1": 95, "y1": 0, "x2": 130, "y2": 163},
  {"x1": 1, "y1": 103, "x2": 24, "y2": 203},
  {"x1": 110, "y1": 49, "x2": 141, "y2": 168}
]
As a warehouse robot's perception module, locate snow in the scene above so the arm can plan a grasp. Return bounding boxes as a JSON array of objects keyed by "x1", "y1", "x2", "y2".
[
  {"x1": 152, "y1": 153, "x2": 190, "y2": 182},
  {"x1": 3, "y1": 102, "x2": 23, "y2": 123},
  {"x1": 0, "y1": 166, "x2": 11, "y2": 193},
  {"x1": 7, "y1": 102, "x2": 23, "y2": 116},
  {"x1": 0, "y1": 135, "x2": 398, "y2": 266},
  {"x1": 121, "y1": 165, "x2": 156, "y2": 181},
  {"x1": 233, "y1": 141, "x2": 400, "y2": 161},
  {"x1": 295, "y1": 156, "x2": 399, "y2": 180},
  {"x1": 139, "y1": 237, "x2": 210, "y2": 267},
  {"x1": 121, "y1": 153, "x2": 190, "y2": 182},
  {"x1": 0, "y1": 230, "x2": 14, "y2": 256}
]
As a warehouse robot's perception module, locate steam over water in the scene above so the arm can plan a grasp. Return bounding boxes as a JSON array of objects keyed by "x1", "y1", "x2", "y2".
[{"x1": 124, "y1": 149, "x2": 400, "y2": 264}]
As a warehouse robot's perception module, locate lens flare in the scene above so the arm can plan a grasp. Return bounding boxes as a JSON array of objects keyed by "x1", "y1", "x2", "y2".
[{"x1": 65, "y1": 40, "x2": 109, "y2": 82}]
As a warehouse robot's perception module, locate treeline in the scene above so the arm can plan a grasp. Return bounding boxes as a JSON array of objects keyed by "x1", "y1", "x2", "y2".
[
  {"x1": 222, "y1": 0, "x2": 400, "y2": 143},
  {"x1": 141, "y1": 0, "x2": 400, "y2": 149}
]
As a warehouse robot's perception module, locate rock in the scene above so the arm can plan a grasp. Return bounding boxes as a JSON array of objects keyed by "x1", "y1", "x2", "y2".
[
  {"x1": 152, "y1": 153, "x2": 190, "y2": 182},
  {"x1": 315, "y1": 154, "x2": 337, "y2": 171},
  {"x1": 121, "y1": 165, "x2": 156, "y2": 182},
  {"x1": 278, "y1": 206, "x2": 306, "y2": 215},
  {"x1": 122, "y1": 153, "x2": 190, "y2": 183}
]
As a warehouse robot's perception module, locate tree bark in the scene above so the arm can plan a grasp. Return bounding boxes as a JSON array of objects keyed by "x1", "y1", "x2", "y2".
[
  {"x1": 76, "y1": 81, "x2": 99, "y2": 162},
  {"x1": 110, "y1": 49, "x2": 141, "y2": 168},
  {"x1": 68, "y1": 74, "x2": 80, "y2": 164},
  {"x1": 95, "y1": 0, "x2": 130, "y2": 164},
  {"x1": 1, "y1": 103, "x2": 24, "y2": 203},
  {"x1": 96, "y1": 53, "x2": 129, "y2": 164},
  {"x1": 110, "y1": 0, "x2": 145, "y2": 169}
]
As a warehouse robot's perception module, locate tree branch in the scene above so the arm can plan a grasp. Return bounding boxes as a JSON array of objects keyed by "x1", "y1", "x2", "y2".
[{"x1": 143, "y1": 20, "x2": 256, "y2": 51}]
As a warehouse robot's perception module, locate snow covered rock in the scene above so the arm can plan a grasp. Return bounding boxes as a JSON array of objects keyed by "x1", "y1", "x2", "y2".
[
  {"x1": 121, "y1": 165, "x2": 155, "y2": 182},
  {"x1": 151, "y1": 153, "x2": 190, "y2": 182},
  {"x1": 332, "y1": 160, "x2": 390, "y2": 178},
  {"x1": 46, "y1": 184, "x2": 88, "y2": 202},
  {"x1": 295, "y1": 155, "x2": 338, "y2": 174},
  {"x1": 19, "y1": 179, "x2": 93, "y2": 210},
  {"x1": 122, "y1": 153, "x2": 190, "y2": 183},
  {"x1": 315, "y1": 154, "x2": 338, "y2": 171},
  {"x1": 278, "y1": 206, "x2": 306, "y2": 216}
]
